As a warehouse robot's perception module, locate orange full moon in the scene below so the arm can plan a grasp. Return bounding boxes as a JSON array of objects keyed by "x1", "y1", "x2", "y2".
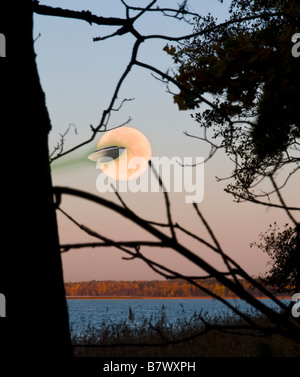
[{"x1": 96, "y1": 126, "x2": 152, "y2": 181}]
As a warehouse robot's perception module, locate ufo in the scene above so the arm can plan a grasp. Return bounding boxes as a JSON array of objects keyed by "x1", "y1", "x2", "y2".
[{"x1": 88, "y1": 145, "x2": 126, "y2": 163}]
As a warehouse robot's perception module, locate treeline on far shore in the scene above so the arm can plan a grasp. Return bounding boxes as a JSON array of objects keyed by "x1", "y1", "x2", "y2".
[{"x1": 64, "y1": 278, "x2": 289, "y2": 298}]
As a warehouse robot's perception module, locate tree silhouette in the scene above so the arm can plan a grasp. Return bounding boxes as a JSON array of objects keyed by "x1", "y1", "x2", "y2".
[
  {"x1": 2, "y1": 1, "x2": 299, "y2": 364},
  {"x1": 2, "y1": 1, "x2": 73, "y2": 363},
  {"x1": 164, "y1": 0, "x2": 300, "y2": 293},
  {"x1": 251, "y1": 223, "x2": 299, "y2": 293},
  {"x1": 164, "y1": 0, "x2": 299, "y2": 161}
]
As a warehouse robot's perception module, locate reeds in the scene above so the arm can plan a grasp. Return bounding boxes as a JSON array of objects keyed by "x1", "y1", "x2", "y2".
[{"x1": 70, "y1": 306, "x2": 300, "y2": 357}]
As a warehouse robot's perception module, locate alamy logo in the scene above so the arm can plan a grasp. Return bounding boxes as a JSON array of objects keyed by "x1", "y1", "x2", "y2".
[
  {"x1": 0, "y1": 293, "x2": 5, "y2": 317},
  {"x1": 95, "y1": 153, "x2": 205, "y2": 203},
  {"x1": 0, "y1": 33, "x2": 6, "y2": 58},
  {"x1": 291, "y1": 293, "x2": 300, "y2": 318},
  {"x1": 291, "y1": 33, "x2": 300, "y2": 58}
]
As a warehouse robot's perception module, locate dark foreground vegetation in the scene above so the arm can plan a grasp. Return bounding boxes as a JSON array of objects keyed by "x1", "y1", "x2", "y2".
[{"x1": 71, "y1": 307, "x2": 300, "y2": 357}]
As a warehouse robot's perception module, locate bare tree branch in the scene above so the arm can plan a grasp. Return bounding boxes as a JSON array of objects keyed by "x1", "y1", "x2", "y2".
[
  {"x1": 224, "y1": 189, "x2": 300, "y2": 211},
  {"x1": 60, "y1": 241, "x2": 168, "y2": 253},
  {"x1": 143, "y1": 11, "x2": 284, "y2": 42},
  {"x1": 120, "y1": 0, "x2": 199, "y2": 19},
  {"x1": 269, "y1": 174, "x2": 299, "y2": 226},
  {"x1": 149, "y1": 161, "x2": 177, "y2": 240},
  {"x1": 33, "y1": 1, "x2": 126, "y2": 27},
  {"x1": 54, "y1": 185, "x2": 300, "y2": 344},
  {"x1": 49, "y1": 39, "x2": 142, "y2": 162},
  {"x1": 57, "y1": 203, "x2": 268, "y2": 331},
  {"x1": 49, "y1": 123, "x2": 77, "y2": 160}
]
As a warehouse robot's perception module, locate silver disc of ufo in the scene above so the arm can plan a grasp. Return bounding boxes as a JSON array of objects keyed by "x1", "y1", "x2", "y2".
[{"x1": 88, "y1": 146, "x2": 126, "y2": 162}]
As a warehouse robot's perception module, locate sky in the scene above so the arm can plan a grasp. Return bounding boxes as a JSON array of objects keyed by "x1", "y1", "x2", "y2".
[{"x1": 33, "y1": 0, "x2": 299, "y2": 282}]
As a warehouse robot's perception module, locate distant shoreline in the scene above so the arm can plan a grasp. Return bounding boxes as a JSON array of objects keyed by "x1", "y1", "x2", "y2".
[{"x1": 66, "y1": 296, "x2": 292, "y2": 300}]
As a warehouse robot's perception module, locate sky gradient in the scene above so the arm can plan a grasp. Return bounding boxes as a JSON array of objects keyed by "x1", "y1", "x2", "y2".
[{"x1": 34, "y1": 1, "x2": 299, "y2": 282}]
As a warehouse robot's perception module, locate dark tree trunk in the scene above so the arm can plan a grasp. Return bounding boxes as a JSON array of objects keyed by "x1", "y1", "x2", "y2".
[{"x1": 1, "y1": 1, "x2": 73, "y2": 364}]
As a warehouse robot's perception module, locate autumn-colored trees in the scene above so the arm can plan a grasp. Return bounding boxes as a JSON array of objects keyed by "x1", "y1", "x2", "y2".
[{"x1": 64, "y1": 279, "x2": 284, "y2": 298}]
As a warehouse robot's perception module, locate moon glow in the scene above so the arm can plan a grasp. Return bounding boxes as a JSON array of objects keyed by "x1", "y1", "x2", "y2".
[{"x1": 96, "y1": 126, "x2": 152, "y2": 181}]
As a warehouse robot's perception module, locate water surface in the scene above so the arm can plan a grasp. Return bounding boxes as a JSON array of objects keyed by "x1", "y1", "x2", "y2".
[{"x1": 67, "y1": 298, "x2": 290, "y2": 336}]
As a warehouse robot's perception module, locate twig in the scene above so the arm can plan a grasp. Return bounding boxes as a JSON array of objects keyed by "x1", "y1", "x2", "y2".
[
  {"x1": 193, "y1": 203, "x2": 241, "y2": 286},
  {"x1": 269, "y1": 174, "x2": 299, "y2": 225},
  {"x1": 149, "y1": 160, "x2": 177, "y2": 240},
  {"x1": 224, "y1": 189, "x2": 300, "y2": 211},
  {"x1": 49, "y1": 123, "x2": 77, "y2": 160},
  {"x1": 33, "y1": 32, "x2": 41, "y2": 43}
]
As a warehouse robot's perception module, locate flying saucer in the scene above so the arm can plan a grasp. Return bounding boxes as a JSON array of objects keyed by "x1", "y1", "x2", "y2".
[{"x1": 88, "y1": 145, "x2": 126, "y2": 162}]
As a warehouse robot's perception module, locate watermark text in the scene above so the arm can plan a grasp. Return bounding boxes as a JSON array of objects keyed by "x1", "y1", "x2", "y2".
[
  {"x1": 0, "y1": 33, "x2": 6, "y2": 57},
  {"x1": 292, "y1": 33, "x2": 300, "y2": 58},
  {"x1": 0, "y1": 293, "x2": 5, "y2": 317},
  {"x1": 95, "y1": 153, "x2": 204, "y2": 203},
  {"x1": 291, "y1": 293, "x2": 300, "y2": 318}
]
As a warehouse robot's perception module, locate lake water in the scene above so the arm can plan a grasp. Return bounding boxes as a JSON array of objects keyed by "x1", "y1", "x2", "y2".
[{"x1": 67, "y1": 298, "x2": 291, "y2": 336}]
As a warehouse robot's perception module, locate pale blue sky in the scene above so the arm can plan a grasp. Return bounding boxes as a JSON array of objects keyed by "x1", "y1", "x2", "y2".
[{"x1": 33, "y1": 1, "x2": 299, "y2": 281}]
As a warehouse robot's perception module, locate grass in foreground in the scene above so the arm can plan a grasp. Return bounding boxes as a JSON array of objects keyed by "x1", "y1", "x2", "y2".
[{"x1": 70, "y1": 307, "x2": 300, "y2": 357}]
